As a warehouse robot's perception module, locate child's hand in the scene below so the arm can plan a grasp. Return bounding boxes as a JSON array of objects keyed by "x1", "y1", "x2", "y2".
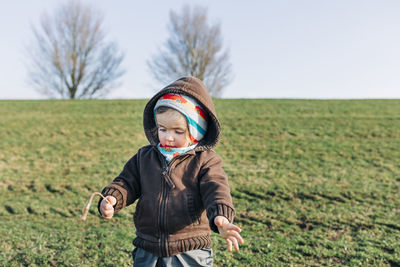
[
  {"x1": 214, "y1": 216, "x2": 244, "y2": 252},
  {"x1": 100, "y1": 196, "x2": 116, "y2": 220}
]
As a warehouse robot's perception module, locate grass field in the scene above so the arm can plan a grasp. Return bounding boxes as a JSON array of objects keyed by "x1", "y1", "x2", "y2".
[{"x1": 0, "y1": 99, "x2": 399, "y2": 266}]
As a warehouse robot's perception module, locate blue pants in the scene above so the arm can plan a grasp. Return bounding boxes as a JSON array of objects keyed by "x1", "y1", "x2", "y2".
[{"x1": 132, "y1": 247, "x2": 213, "y2": 267}]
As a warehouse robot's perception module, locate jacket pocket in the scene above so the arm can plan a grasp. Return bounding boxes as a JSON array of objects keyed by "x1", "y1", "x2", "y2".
[
  {"x1": 187, "y1": 193, "x2": 202, "y2": 226},
  {"x1": 165, "y1": 192, "x2": 192, "y2": 234},
  {"x1": 134, "y1": 194, "x2": 160, "y2": 237},
  {"x1": 133, "y1": 196, "x2": 143, "y2": 224}
]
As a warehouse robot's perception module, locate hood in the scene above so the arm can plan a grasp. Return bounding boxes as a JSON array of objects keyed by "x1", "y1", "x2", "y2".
[{"x1": 143, "y1": 77, "x2": 221, "y2": 151}]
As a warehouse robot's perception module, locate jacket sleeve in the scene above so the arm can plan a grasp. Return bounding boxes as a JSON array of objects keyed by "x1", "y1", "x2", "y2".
[
  {"x1": 98, "y1": 152, "x2": 141, "y2": 214},
  {"x1": 199, "y1": 153, "x2": 235, "y2": 233}
]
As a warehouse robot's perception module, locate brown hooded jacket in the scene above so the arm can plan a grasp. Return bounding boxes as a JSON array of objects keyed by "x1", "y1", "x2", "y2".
[{"x1": 100, "y1": 77, "x2": 235, "y2": 257}]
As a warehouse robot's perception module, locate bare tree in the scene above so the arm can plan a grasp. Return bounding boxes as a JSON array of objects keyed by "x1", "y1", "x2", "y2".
[
  {"x1": 147, "y1": 6, "x2": 232, "y2": 97},
  {"x1": 27, "y1": 1, "x2": 124, "y2": 99}
]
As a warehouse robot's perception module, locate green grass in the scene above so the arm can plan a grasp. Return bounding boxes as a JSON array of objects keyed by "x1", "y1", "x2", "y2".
[{"x1": 0, "y1": 99, "x2": 399, "y2": 266}]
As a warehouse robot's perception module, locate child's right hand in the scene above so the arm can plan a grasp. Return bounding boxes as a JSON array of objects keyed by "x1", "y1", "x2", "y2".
[{"x1": 100, "y1": 196, "x2": 117, "y2": 220}]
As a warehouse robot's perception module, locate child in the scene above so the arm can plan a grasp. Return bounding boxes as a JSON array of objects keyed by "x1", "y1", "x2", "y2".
[{"x1": 99, "y1": 77, "x2": 243, "y2": 266}]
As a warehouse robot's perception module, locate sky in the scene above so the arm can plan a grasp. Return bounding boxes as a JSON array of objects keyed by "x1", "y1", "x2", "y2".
[{"x1": 1, "y1": 0, "x2": 400, "y2": 99}]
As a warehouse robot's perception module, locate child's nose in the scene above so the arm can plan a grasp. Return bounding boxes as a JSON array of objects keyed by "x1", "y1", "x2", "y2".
[{"x1": 166, "y1": 132, "x2": 174, "y2": 141}]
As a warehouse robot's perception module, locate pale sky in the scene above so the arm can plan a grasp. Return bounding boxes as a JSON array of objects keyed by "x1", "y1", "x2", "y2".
[{"x1": 1, "y1": 0, "x2": 400, "y2": 99}]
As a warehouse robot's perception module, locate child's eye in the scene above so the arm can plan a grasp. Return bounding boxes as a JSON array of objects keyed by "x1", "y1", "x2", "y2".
[
  {"x1": 175, "y1": 130, "x2": 185, "y2": 135},
  {"x1": 159, "y1": 128, "x2": 166, "y2": 132}
]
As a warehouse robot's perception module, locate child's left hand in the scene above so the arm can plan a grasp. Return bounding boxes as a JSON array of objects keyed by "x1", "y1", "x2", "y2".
[{"x1": 214, "y1": 216, "x2": 244, "y2": 252}]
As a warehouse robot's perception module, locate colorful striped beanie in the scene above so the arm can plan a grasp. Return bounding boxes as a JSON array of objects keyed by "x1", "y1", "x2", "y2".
[{"x1": 154, "y1": 93, "x2": 208, "y2": 144}]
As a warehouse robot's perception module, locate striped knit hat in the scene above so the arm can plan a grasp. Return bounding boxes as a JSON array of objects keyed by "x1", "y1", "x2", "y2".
[{"x1": 154, "y1": 93, "x2": 208, "y2": 144}]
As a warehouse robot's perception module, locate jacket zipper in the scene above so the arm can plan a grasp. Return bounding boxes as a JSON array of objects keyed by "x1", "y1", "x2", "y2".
[
  {"x1": 158, "y1": 152, "x2": 191, "y2": 256},
  {"x1": 160, "y1": 165, "x2": 168, "y2": 256}
]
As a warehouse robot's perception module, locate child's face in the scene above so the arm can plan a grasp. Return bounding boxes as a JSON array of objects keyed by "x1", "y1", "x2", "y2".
[{"x1": 156, "y1": 109, "x2": 190, "y2": 148}]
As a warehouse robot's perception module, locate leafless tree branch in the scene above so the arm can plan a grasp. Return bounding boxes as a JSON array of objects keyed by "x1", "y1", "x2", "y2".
[
  {"x1": 147, "y1": 5, "x2": 233, "y2": 97},
  {"x1": 26, "y1": 1, "x2": 124, "y2": 99}
]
